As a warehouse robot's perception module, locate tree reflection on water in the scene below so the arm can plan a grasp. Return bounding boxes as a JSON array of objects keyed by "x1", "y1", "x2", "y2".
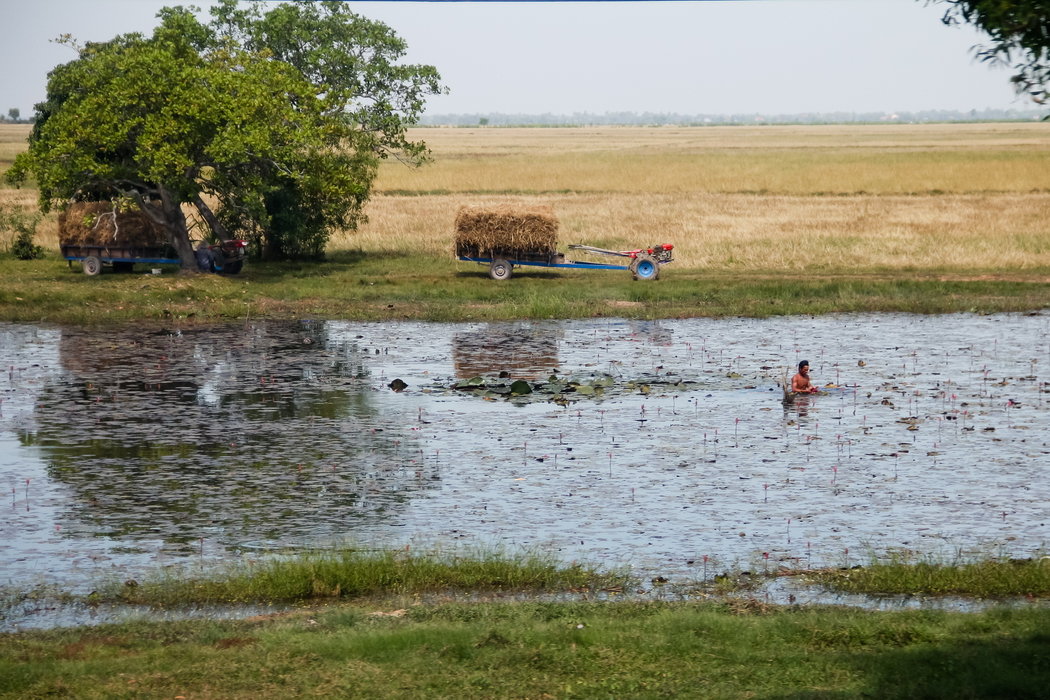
[{"x1": 31, "y1": 321, "x2": 437, "y2": 550}]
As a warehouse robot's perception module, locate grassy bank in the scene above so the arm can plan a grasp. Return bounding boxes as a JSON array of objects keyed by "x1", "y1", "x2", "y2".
[
  {"x1": 4, "y1": 550, "x2": 1049, "y2": 697},
  {"x1": 3, "y1": 254, "x2": 1050, "y2": 325},
  {"x1": 3, "y1": 601, "x2": 1049, "y2": 698}
]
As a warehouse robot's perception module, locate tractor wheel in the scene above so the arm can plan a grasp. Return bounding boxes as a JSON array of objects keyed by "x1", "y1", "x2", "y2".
[
  {"x1": 82, "y1": 256, "x2": 102, "y2": 276},
  {"x1": 631, "y1": 255, "x2": 659, "y2": 281}
]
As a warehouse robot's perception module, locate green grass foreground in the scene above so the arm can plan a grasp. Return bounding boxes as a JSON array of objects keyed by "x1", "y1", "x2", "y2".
[
  {"x1": 2, "y1": 602, "x2": 1049, "y2": 699},
  {"x1": 3, "y1": 253, "x2": 1050, "y2": 324},
  {"x1": 3, "y1": 552, "x2": 1050, "y2": 698}
]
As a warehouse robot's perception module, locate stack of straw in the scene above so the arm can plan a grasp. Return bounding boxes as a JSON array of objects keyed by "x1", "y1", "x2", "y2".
[
  {"x1": 58, "y1": 201, "x2": 167, "y2": 247},
  {"x1": 454, "y1": 205, "x2": 558, "y2": 257}
]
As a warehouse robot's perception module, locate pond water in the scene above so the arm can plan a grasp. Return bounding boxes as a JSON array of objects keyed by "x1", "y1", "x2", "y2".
[{"x1": 2, "y1": 313, "x2": 1049, "y2": 627}]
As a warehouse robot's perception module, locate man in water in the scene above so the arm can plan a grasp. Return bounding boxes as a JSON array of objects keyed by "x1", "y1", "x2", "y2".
[{"x1": 791, "y1": 360, "x2": 819, "y2": 394}]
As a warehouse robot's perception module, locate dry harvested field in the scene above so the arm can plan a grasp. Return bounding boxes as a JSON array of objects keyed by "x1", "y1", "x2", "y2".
[
  {"x1": 0, "y1": 124, "x2": 38, "y2": 210},
  {"x1": 4, "y1": 122, "x2": 1049, "y2": 274},
  {"x1": 349, "y1": 122, "x2": 1050, "y2": 273}
]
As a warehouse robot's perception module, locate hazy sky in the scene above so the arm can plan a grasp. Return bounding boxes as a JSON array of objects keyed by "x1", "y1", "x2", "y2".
[{"x1": 1, "y1": 0, "x2": 1033, "y2": 118}]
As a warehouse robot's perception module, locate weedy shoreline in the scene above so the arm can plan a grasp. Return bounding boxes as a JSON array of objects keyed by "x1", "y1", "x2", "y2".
[{"x1": 2, "y1": 553, "x2": 1048, "y2": 699}]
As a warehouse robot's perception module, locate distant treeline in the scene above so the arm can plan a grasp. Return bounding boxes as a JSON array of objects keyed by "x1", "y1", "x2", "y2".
[
  {"x1": 420, "y1": 108, "x2": 1045, "y2": 127},
  {"x1": 3, "y1": 108, "x2": 1042, "y2": 128}
]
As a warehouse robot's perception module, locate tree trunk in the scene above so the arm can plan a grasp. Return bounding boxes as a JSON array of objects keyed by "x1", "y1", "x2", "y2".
[
  {"x1": 192, "y1": 194, "x2": 231, "y2": 242},
  {"x1": 128, "y1": 186, "x2": 197, "y2": 270},
  {"x1": 157, "y1": 187, "x2": 196, "y2": 270}
]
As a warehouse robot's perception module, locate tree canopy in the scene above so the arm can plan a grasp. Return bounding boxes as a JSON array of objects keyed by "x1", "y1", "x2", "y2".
[
  {"x1": 933, "y1": 0, "x2": 1050, "y2": 107},
  {"x1": 7, "y1": 1, "x2": 443, "y2": 267}
]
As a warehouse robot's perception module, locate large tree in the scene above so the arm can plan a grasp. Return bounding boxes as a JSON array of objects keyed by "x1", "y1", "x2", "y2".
[
  {"x1": 7, "y1": 2, "x2": 442, "y2": 267},
  {"x1": 932, "y1": 0, "x2": 1050, "y2": 107},
  {"x1": 205, "y1": 0, "x2": 443, "y2": 259}
]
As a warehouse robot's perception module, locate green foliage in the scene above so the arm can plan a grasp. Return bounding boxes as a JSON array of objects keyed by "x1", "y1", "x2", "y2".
[
  {"x1": 11, "y1": 231, "x2": 45, "y2": 261},
  {"x1": 935, "y1": 0, "x2": 1050, "y2": 107},
  {"x1": 207, "y1": 0, "x2": 443, "y2": 260},
  {"x1": 210, "y1": 0, "x2": 442, "y2": 163},
  {"x1": 0, "y1": 204, "x2": 44, "y2": 260}
]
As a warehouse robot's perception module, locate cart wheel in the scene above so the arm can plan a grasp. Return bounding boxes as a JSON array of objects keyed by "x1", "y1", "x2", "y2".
[
  {"x1": 223, "y1": 260, "x2": 243, "y2": 275},
  {"x1": 631, "y1": 255, "x2": 659, "y2": 281},
  {"x1": 489, "y1": 259, "x2": 513, "y2": 281},
  {"x1": 82, "y1": 256, "x2": 102, "y2": 276}
]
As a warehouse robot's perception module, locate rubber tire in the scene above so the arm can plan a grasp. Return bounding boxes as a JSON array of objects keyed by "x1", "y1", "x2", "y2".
[
  {"x1": 631, "y1": 255, "x2": 659, "y2": 281},
  {"x1": 223, "y1": 260, "x2": 243, "y2": 275},
  {"x1": 489, "y1": 259, "x2": 513, "y2": 281},
  {"x1": 82, "y1": 256, "x2": 102, "y2": 276}
]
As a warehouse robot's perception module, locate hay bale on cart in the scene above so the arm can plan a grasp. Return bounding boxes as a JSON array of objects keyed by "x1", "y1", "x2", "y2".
[
  {"x1": 454, "y1": 205, "x2": 559, "y2": 257},
  {"x1": 58, "y1": 201, "x2": 167, "y2": 247},
  {"x1": 454, "y1": 205, "x2": 560, "y2": 280}
]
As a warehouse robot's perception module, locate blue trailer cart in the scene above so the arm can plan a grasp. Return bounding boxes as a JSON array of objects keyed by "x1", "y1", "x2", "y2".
[
  {"x1": 62, "y1": 240, "x2": 246, "y2": 275},
  {"x1": 457, "y1": 243, "x2": 674, "y2": 281}
]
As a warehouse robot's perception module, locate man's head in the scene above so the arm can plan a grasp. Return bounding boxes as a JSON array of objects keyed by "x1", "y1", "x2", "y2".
[{"x1": 798, "y1": 360, "x2": 810, "y2": 374}]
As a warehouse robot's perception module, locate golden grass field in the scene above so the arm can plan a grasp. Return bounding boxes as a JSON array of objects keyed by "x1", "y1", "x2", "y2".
[
  {"x1": 4, "y1": 121, "x2": 1049, "y2": 274},
  {"x1": 348, "y1": 122, "x2": 1050, "y2": 274}
]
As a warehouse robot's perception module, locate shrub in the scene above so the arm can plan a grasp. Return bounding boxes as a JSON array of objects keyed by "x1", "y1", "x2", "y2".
[{"x1": 0, "y1": 205, "x2": 44, "y2": 260}]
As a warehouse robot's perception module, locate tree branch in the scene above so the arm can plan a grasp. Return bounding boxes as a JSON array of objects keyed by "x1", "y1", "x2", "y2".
[{"x1": 192, "y1": 193, "x2": 232, "y2": 241}]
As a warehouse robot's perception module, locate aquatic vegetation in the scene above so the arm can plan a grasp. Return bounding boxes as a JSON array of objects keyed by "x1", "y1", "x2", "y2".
[
  {"x1": 103, "y1": 547, "x2": 630, "y2": 606},
  {"x1": 448, "y1": 371, "x2": 703, "y2": 404},
  {"x1": 814, "y1": 556, "x2": 1050, "y2": 598}
]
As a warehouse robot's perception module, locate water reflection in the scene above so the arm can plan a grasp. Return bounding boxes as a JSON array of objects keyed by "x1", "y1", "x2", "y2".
[
  {"x1": 785, "y1": 393, "x2": 816, "y2": 420},
  {"x1": 452, "y1": 323, "x2": 562, "y2": 380},
  {"x1": 27, "y1": 322, "x2": 437, "y2": 550}
]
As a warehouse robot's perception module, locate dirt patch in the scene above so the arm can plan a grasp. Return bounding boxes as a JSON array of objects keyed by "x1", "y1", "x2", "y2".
[{"x1": 214, "y1": 636, "x2": 257, "y2": 649}]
